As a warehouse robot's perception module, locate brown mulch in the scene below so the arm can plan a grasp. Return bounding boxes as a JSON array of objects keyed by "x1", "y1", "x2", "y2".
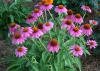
[
  {"x1": 82, "y1": 55, "x2": 100, "y2": 71},
  {"x1": 0, "y1": 40, "x2": 100, "y2": 71},
  {"x1": 0, "y1": 40, "x2": 13, "y2": 71}
]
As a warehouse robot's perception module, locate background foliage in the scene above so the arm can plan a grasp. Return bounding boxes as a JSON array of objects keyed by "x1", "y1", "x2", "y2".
[
  {"x1": 0, "y1": 0, "x2": 32, "y2": 39},
  {"x1": 54, "y1": 0, "x2": 99, "y2": 12}
]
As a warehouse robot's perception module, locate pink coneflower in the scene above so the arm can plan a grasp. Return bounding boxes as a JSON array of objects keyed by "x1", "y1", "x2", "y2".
[
  {"x1": 21, "y1": 27, "x2": 32, "y2": 38},
  {"x1": 65, "y1": 10, "x2": 74, "y2": 21},
  {"x1": 87, "y1": 40, "x2": 97, "y2": 49},
  {"x1": 69, "y1": 26, "x2": 82, "y2": 37},
  {"x1": 81, "y1": 24, "x2": 92, "y2": 36},
  {"x1": 81, "y1": 5, "x2": 92, "y2": 13},
  {"x1": 70, "y1": 45, "x2": 83, "y2": 57},
  {"x1": 31, "y1": 27, "x2": 43, "y2": 38},
  {"x1": 43, "y1": 22, "x2": 54, "y2": 33},
  {"x1": 9, "y1": 23, "x2": 20, "y2": 33},
  {"x1": 26, "y1": 14, "x2": 37, "y2": 24},
  {"x1": 32, "y1": 8, "x2": 43, "y2": 18},
  {"x1": 40, "y1": 3, "x2": 53, "y2": 11},
  {"x1": 35, "y1": 1, "x2": 43, "y2": 7},
  {"x1": 37, "y1": 22, "x2": 46, "y2": 33},
  {"x1": 12, "y1": 32, "x2": 25, "y2": 45},
  {"x1": 47, "y1": 39, "x2": 60, "y2": 53},
  {"x1": 55, "y1": 5, "x2": 67, "y2": 13},
  {"x1": 15, "y1": 46, "x2": 27, "y2": 57},
  {"x1": 73, "y1": 13, "x2": 83, "y2": 24},
  {"x1": 89, "y1": 20, "x2": 98, "y2": 25},
  {"x1": 61, "y1": 19, "x2": 74, "y2": 30}
]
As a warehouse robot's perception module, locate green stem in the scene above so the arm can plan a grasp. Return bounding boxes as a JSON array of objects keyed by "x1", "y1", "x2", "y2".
[
  {"x1": 45, "y1": 11, "x2": 47, "y2": 22},
  {"x1": 39, "y1": 38, "x2": 46, "y2": 50},
  {"x1": 24, "y1": 56, "x2": 30, "y2": 62},
  {"x1": 48, "y1": 10, "x2": 57, "y2": 32},
  {"x1": 48, "y1": 10, "x2": 55, "y2": 21},
  {"x1": 83, "y1": 12, "x2": 86, "y2": 19},
  {"x1": 38, "y1": 17, "x2": 42, "y2": 22},
  {"x1": 42, "y1": 14, "x2": 44, "y2": 21},
  {"x1": 49, "y1": 31, "x2": 52, "y2": 39}
]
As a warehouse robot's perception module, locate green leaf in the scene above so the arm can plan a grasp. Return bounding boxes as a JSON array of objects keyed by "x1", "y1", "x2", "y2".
[
  {"x1": 74, "y1": 58, "x2": 82, "y2": 71},
  {"x1": 57, "y1": 0, "x2": 61, "y2": 4},
  {"x1": 62, "y1": 0, "x2": 67, "y2": 4},
  {"x1": 41, "y1": 51, "x2": 49, "y2": 63},
  {"x1": 84, "y1": 48, "x2": 90, "y2": 56},
  {"x1": 31, "y1": 65, "x2": 39, "y2": 71},
  {"x1": 9, "y1": 15, "x2": 14, "y2": 22},
  {"x1": 6, "y1": 64, "x2": 20, "y2": 71},
  {"x1": 63, "y1": 37, "x2": 74, "y2": 47}
]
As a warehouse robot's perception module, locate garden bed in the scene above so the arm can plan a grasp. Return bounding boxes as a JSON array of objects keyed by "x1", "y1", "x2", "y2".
[{"x1": 0, "y1": 40, "x2": 100, "y2": 71}]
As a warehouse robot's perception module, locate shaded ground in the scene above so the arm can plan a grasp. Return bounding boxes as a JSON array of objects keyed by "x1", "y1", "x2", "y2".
[
  {"x1": 0, "y1": 40, "x2": 12, "y2": 71},
  {"x1": 0, "y1": 40, "x2": 100, "y2": 71},
  {"x1": 82, "y1": 55, "x2": 100, "y2": 71}
]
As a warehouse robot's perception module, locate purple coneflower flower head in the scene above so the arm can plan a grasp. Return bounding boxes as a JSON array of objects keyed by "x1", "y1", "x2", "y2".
[
  {"x1": 81, "y1": 5, "x2": 92, "y2": 13},
  {"x1": 43, "y1": 22, "x2": 54, "y2": 33},
  {"x1": 73, "y1": 13, "x2": 83, "y2": 24},
  {"x1": 31, "y1": 27, "x2": 43, "y2": 38},
  {"x1": 70, "y1": 45, "x2": 83, "y2": 57},
  {"x1": 89, "y1": 20, "x2": 98, "y2": 25},
  {"x1": 61, "y1": 19, "x2": 74, "y2": 30},
  {"x1": 47, "y1": 39, "x2": 60, "y2": 53},
  {"x1": 69, "y1": 26, "x2": 82, "y2": 37},
  {"x1": 15, "y1": 46, "x2": 27, "y2": 57},
  {"x1": 26, "y1": 14, "x2": 37, "y2": 24},
  {"x1": 37, "y1": 22, "x2": 46, "y2": 33},
  {"x1": 35, "y1": 1, "x2": 43, "y2": 7},
  {"x1": 9, "y1": 23, "x2": 20, "y2": 34},
  {"x1": 32, "y1": 8, "x2": 43, "y2": 18},
  {"x1": 12, "y1": 32, "x2": 25, "y2": 45},
  {"x1": 55, "y1": 5, "x2": 67, "y2": 13},
  {"x1": 87, "y1": 40, "x2": 97, "y2": 49},
  {"x1": 21, "y1": 27, "x2": 32, "y2": 39},
  {"x1": 40, "y1": 3, "x2": 53, "y2": 11},
  {"x1": 81, "y1": 24, "x2": 92, "y2": 36},
  {"x1": 65, "y1": 10, "x2": 74, "y2": 21}
]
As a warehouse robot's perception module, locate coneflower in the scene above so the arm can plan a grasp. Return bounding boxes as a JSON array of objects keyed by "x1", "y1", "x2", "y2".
[
  {"x1": 47, "y1": 39, "x2": 60, "y2": 53},
  {"x1": 55, "y1": 5, "x2": 67, "y2": 13}
]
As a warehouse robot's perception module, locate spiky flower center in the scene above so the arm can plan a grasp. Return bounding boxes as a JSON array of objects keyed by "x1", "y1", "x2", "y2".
[
  {"x1": 42, "y1": 0, "x2": 53, "y2": 4},
  {"x1": 46, "y1": 22, "x2": 50, "y2": 26},
  {"x1": 34, "y1": 8, "x2": 40, "y2": 13},
  {"x1": 89, "y1": 41, "x2": 94, "y2": 45},
  {"x1": 23, "y1": 27, "x2": 28, "y2": 32},
  {"x1": 50, "y1": 39, "x2": 58, "y2": 46},
  {"x1": 10, "y1": 23, "x2": 16, "y2": 27},
  {"x1": 14, "y1": 32, "x2": 21, "y2": 39},
  {"x1": 38, "y1": 2, "x2": 43, "y2": 5},
  {"x1": 38, "y1": 23, "x2": 43, "y2": 29},
  {"x1": 83, "y1": 24, "x2": 91, "y2": 29},
  {"x1": 75, "y1": 46, "x2": 80, "y2": 51},
  {"x1": 44, "y1": 3, "x2": 49, "y2": 6},
  {"x1": 93, "y1": 21, "x2": 96, "y2": 24},
  {"x1": 65, "y1": 20, "x2": 72, "y2": 25},
  {"x1": 33, "y1": 27, "x2": 38, "y2": 33},
  {"x1": 85, "y1": 6, "x2": 90, "y2": 9},
  {"x1": 73, "y1": 27, "x2": 79, "y2": 32},
  {"x1": 58, "y1": 5, "x2": 63, "y2": 9},
  {"x1": 17, "y1": 47, "x2": 23, "y2": 52},
  {"x1": 75, "y1": 14, "x2": 81, "y2": 18},
  {"x1": 27, "y1": 14, "x2": 33, "y2": 19},
  {"x1": 67, "y1": 10, "x2": 73, "y2": 15}
]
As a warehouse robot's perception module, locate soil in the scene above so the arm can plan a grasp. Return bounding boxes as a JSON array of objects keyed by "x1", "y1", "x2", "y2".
[
  {"x1": 82, "y1": 55, "x2": 100, "y2": 71},
  {"x1": 0, "y1": 40, "x2": 100, "y2": 71},
  {"x1": 0, "y1": 40, "x2": 13, "y2": 71}
]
